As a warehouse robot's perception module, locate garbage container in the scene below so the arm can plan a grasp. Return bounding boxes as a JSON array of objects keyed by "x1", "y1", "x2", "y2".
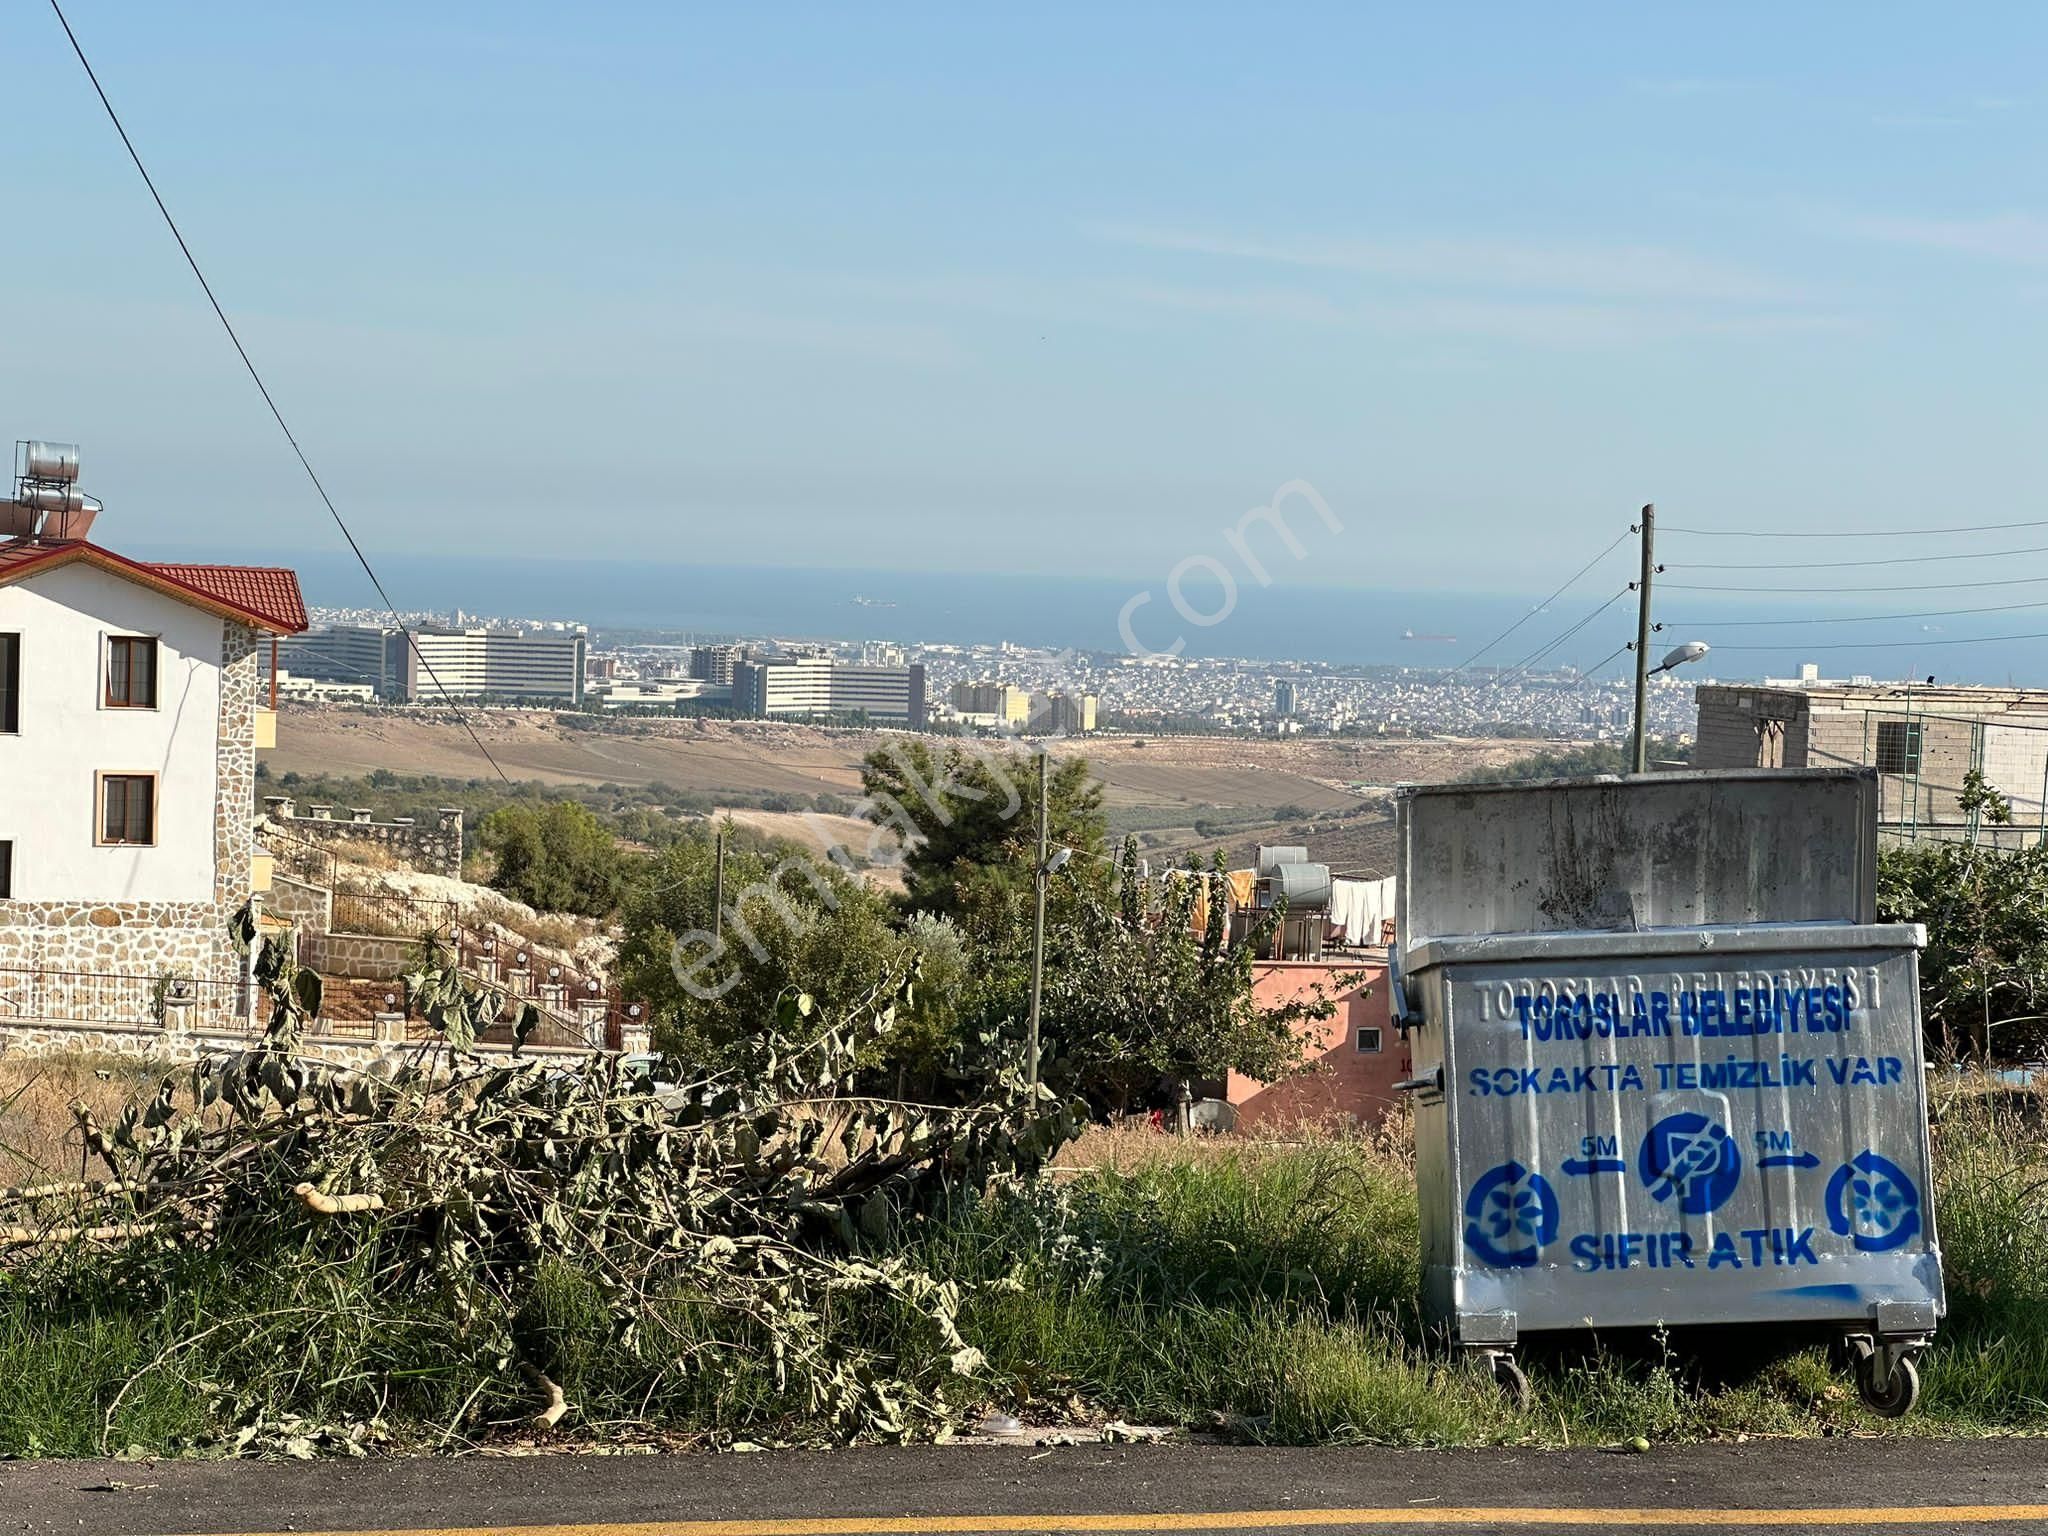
[{"x1": 1390, "y1": 769, "x2": 1944, "y2": 1414}]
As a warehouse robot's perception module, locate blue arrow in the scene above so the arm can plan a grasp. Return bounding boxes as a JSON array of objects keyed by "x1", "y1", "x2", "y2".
[
  {"x1": 1759, "y1": 1152, "x2": 1820, "y2": 1169},
  {"x1": 1561, "y1": 1156, "x2": 1627, "y2": 1176}
]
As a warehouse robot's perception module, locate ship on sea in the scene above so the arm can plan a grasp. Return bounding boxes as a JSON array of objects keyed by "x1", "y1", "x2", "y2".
[
  {"x1": 1402, "y1": 629, "x2": 1458, "y2": 643},
  {"x1": 852, "y1": 595, "x2": 897, "y2": 608}
]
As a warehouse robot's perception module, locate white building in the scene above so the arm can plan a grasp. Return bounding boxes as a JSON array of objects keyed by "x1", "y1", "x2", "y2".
[
  {"x1": 404, "y1": 625, "x2": 586, "y2": 705},
  {"x1": 0, "y1": 535, "x2": 306, "y2": 985}
]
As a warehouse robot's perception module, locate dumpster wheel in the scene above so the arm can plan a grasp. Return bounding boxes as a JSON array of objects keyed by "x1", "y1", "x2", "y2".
[
  {"x1": 1854, "y1": 1350, "x2": 1921, "y2": 1418},
  {"x1": 1488, "y1": 1352, "x2": 1533, "y2": 1410}
]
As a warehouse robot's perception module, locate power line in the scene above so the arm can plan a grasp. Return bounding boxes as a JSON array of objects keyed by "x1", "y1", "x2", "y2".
[
  {"x1": 1664, "y1": 517, "x2": 2048, "y2": 539},
  {"x1": 1491, "y1": 588, "x2": 1631, "y2": 685},
  {"x1": 1578, "y1": 641, "x2": 1631, "y2": 678},
  {"x1": 1666, "y1": 572, "x2": 2048, "y2": 594},
  {"x1": 1672, "y1": 596, "x2": 2048, "y2": 629},
  {"x1": 1714, "y1": 629, "x2": 2048, "y2": 652},
  {"x1": 1667, "y1": 542, "x2": 2048, "y2": 572},
  {"x1": 48, "y1": 0, "x2": 513, "y2": 786},
  {"x1": 1448, "y1": 527, "x2": 1633, "y2": 674}
]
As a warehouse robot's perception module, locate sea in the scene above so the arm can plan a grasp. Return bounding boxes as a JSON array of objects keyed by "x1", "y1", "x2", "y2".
[{"x1": 146, "y1": 548, "x2": 2048, "y2": 686}]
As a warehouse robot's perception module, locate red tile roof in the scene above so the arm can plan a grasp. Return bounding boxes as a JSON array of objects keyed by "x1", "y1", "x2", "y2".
[
  {"x1": 0, "y1": 539, "x2": 308, "y2": 634},
  {"x1": 144, "y1": 562, "x2": 308, "y2": 633}
]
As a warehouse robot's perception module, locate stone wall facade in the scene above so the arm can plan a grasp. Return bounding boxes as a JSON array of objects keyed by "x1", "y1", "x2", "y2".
[
  {"x1": 263, "y1": 798, "x2": 464, "y2": 878},
  {"x1": 0, "y1": 617, "x2": 263, "y2": 988},
  {"x1": 307, "y1": 931, "x2": 420, "y2": 982}
]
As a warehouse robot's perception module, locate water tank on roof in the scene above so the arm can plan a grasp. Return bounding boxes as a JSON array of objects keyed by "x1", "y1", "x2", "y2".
[
  {"x1": 22, "y1": 441, "x2": 79, "y2": 482},
  {"x1": 1257, "y1": 845, "x2": 1308, "y2": 876},
  {"x1": 1267, "y1": 860, "x2": 1333, "y2": 911}
]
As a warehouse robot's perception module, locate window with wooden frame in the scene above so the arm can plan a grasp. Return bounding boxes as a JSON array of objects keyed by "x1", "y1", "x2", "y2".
[
  {"x1": 105, "y1": 636, "x2": 158, "y2": 709},
  {"x1": 0, "y1": 633, "x2": 17, "y2": 733},
  {"x1": 99, "y1": 773, "x2": 157, "y2": 846}
]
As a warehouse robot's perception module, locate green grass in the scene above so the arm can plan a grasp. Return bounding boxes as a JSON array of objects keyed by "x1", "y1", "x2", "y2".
[{"x1": 1, "y1": 1089, "x2": 2043, "y2": 1455}]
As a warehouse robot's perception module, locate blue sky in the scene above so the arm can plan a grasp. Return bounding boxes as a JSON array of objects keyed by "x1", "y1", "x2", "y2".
[{"x1": 1, "y1": 3, "x2": 2043, "y2": 599}]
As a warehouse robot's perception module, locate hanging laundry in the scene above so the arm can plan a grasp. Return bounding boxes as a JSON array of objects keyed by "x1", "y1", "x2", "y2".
[{"x1": 1329, "y1": 875, "x2": 1397, "y2": 947}]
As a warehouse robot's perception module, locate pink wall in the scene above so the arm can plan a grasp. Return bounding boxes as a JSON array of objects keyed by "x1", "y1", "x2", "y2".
[{"x1": 1226, "y1": 959, "x2": 1411, "y2": 1132}]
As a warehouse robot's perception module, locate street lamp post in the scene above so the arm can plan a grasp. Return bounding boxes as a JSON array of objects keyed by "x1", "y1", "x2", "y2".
[{"x1": 1631, "y1": 639, "x2": 1713, "y2": 770}]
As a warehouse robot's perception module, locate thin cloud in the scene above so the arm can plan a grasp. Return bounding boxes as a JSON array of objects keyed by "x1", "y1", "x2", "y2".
[
  {"x1": 1828, "y1": 210, "x2": 2048, "y2": 264},
  {"x1": 1089, "y1": 224, "x2": 1814, "y2": 307},
  {"x1": 1112, "y1": 283, "x2": 1855, "y2": 350}
]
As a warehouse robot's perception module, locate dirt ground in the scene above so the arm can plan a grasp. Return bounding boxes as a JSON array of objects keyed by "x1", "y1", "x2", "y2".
[{"x1": 274, "y1": 709, "x2": 1535, "y2": 808}]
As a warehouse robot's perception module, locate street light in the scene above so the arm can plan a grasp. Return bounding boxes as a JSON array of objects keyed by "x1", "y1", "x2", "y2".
[
  {"x1": 1651, "y1": 640, "x2": 1711, "y2": 676},
  {"x1": 1631, "y1": 640, "x2": 1711, "y2": 772}
]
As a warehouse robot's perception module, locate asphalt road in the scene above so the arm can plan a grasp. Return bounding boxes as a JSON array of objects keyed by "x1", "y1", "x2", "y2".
[{"x1": 5, "y1": 1441, "x2": 2048, "y2": 1536}]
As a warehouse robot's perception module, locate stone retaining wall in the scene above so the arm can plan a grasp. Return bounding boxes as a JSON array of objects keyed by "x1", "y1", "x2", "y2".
[
  {"x1": 306, "y1": 931, "x2": 419, "y2": 982},
  {"x1": 263, "y1": 798, "x2": 464, "y2": 878}
]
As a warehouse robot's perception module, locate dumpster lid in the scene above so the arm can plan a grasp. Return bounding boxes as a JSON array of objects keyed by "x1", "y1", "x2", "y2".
[
  {"x1": 1395, "y1": 768, "x2": 1879, "y2": 969},
  {"x1": 1406, "y1": 919, "x2": 1925, "y2": 972}
]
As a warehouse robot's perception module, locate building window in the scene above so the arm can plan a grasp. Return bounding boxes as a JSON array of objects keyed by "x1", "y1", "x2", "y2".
[
  {"x1": 1354, "y1": 1025, "x2": 1383, "y2": 1055},
  {"x1": 0, "y1": 840, "x2": 11, "y2": 898},
  {"x1": 1875, "y1": 721, "x2": 1923, "y2": 777},
  {"x1": 0, "y1": 633, "x2": 16, "y2": 733},
  {"x1": 99, "y1": 774, "x2": 156, "y2": 846},
  {"x1": 105, "y1": 636, "x2": 159, "y2": 709}
]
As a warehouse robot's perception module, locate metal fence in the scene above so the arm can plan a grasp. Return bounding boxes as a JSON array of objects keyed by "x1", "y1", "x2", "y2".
[
  {"x1": 1860, "y1": 706, "x2": 2048, "y2": 849},
  {"x1": 0, "y1": 968, "x2": 255, "y2": 1032},
  {"x1": 329, "y1": 890, "x2": 465, "y2": 940}
]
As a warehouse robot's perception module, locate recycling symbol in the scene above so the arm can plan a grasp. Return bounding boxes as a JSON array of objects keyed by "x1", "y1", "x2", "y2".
[
  {"x1": 1639, "y1": 1111, "x2": 1742, "y2": 1216},
  {"x1": 1463, "y1": 1160, "x2": 1559, "y2": 1269},
  {"x1": 1825, "y1": 1150, "x2": 1922, "y2": 1253}
]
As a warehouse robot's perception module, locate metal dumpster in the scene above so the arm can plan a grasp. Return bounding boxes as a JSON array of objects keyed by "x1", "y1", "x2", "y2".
[{"x1": 1390, "y1": 768, "x2": 1944, "y2": 1414}]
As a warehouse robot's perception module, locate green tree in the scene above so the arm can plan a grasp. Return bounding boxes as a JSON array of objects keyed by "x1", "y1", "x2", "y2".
[
  {"x1": 857, "y1": 741, "x2": 1106, "y2": 920},
  {"x1": 1879, "y1": 780, "x2": 2048, "y2": 1062},
  {"x1": 1031, "y1": 842, "x2": 1331, "y2": 1111},
  {"x1": 615, "y1": 824, "x2": 912, "y2": 1068},
  {"x1": 476, "y1": 801, "x2": 627, "y2": 916}
]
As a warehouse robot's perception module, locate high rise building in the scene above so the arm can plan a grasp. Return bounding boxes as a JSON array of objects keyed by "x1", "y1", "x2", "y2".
[
  {"x1": 403, "y1": 625, "x2": 587, "y2": 704},
  {"x1": 1030, "y1": 691, "x2": 1098, "y2": 735},
  {"x1": 734, "y1": 657, "x2": 926, "y2": 726},
  {"x1": 1274, "y1": 678, "x2": 1298, "y2": 716},
  {"x1": 277, "y1": 624, "x2": 409, "y2": 698},
  {"x1": 950, "y1": 681, "x2": 1031, "y2": 726},
  {"x1": 688, "y1": 644, "x2": 746, "y2": 686}
]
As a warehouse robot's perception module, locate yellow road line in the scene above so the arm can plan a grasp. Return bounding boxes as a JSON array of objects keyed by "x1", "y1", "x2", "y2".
[{"x1": 190, "y1": 1505, "x2": 2048, "y2": 1536}]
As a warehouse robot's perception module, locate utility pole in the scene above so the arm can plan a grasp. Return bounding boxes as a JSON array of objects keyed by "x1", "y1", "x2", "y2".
[
  {"x1": 712, "y1": 824, "x2": 726, "y2": 942},
  {"x1": 1630, "y1": 503, "x2": 1656, "y2": 774},
  {"x1": 1025, "y1": 750, "x2": 1049, "y2": 1089}
]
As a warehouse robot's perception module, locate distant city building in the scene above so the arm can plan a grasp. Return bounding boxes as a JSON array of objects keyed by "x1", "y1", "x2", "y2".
[
  {"x1": 1274, "y1": 678, "x2": 1298, "y2": 716},
  {"x1": 1695, "y1": 678, "x2": 2048, "y2": 845},
  {"x1": 278, "y1": 623, "x2": 408, "y2": 698},
  {"x1": 1030, "y1": 690, "x2": 1097, "y2": 735},
  {"x1": 404, "y1": 625, "x2": 587, "y2": 705},
  {"x1": 734, "y1": 656, "x2": 926, "y2": 726},
  {"x1": 586, "y1": 654, "x2": 620, "y2": 682},
  {"x1": 950, "y1": 680, "x2": 1031, "y2": 727},
  {"x1": 688, "y1": 644, "x2": 745, "y2": 686},
  {"x1": 588, "y1": 678, "x2": 731, "y2": 711}
]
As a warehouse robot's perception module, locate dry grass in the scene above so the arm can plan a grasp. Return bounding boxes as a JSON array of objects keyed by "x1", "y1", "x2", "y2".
[
  {"x1": 0, "y1": 1054, "x2": 160, "y2": 1186},
  {"x1": 320, "y1": 835, "x2": 416, "y2": 873},
  {"x1": 1051, "y1": 1104, "x2": 1415, "y2": 1177}
]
